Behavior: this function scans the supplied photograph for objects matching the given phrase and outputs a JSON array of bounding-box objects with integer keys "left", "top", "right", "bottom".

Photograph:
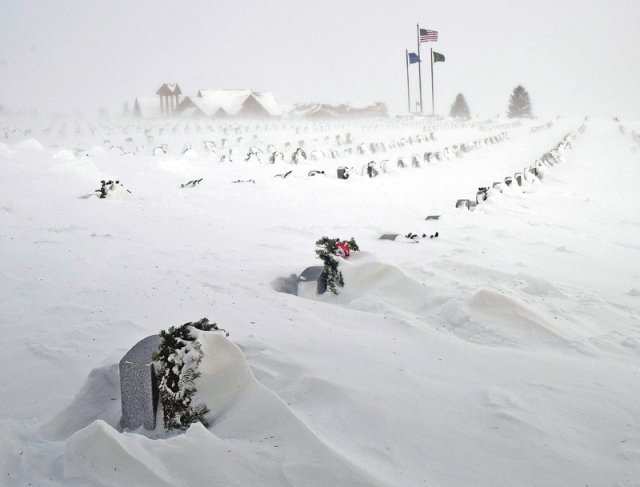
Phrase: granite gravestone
[{"left": 120, "top": 334, "right": 161, "bottom": 430}]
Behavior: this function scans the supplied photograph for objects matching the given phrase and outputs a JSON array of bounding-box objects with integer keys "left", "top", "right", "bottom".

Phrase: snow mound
[
  {"left": 463, "top": 289, "right": 567, "bottom": 347},
  {"left": 64, "top": 333, "right": 376, "bottom": 486},
  {"left": 40, "top": 364, "right": 121, "bottom": 441},
  {"left": 0, "top": 142, "right": 14, "bottom": 158},
  {"left": 14, "top": 138, "right": 45, "bottom": 152}
]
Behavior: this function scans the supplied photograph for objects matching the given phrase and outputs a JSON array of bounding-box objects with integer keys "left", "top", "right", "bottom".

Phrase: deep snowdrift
[{"left": 1, "top": 116, "right": 639, "bottom": 486}]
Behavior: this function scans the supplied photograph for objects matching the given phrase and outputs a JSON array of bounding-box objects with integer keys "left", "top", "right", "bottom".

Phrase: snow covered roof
[
  {"left": 290, "top": 102, "right": 387, "bottom": 118},
  {"left": 156, "top": 83, "right": 182, "bottom": 96},
  {"left": 252, "top": 92, "right": 282, "bottom": 117},
  {"left": 196, "top": 89, "right": 281, "bottom": 117},
  {"left": 133, "top": 97, "right": 162, "bottom": 118},
  {"left": 177, "top": 96, "right": 223, "bottom": 117}
]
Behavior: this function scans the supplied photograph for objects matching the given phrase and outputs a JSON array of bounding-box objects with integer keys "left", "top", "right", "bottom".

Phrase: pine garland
[
  {"left": 153, "top": 317, "right": 229, "bottom": 431},
  {"left": 315, "top": 237, "right": 359, "bottom": 294}
]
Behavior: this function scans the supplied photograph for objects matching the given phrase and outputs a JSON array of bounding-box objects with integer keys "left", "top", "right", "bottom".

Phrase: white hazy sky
[{"left": 1, "top": 0, "right": 639, "bottom": 119}]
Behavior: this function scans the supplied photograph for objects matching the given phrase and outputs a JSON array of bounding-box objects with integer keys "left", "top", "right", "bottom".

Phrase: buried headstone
[
  {"left": 380, "top": 233, "right": 400, "bottom": 240},
  {"left": 514, "top": 172, "right": 524, "bottom": 186},
  {"left": 298, "top": 266, "right": 327, "bottom": 295},
  {"left": 456, "top": 199, "right": 472, "bottom": 209},
  {"left": 119, "top": 334, "right": 161, "bottom": 430},
  {"left": 337, "top": 166, "right": 350, "bottom": 179},
  {"left": 476, "top": 187, "right": 489, "bottom": 203}
]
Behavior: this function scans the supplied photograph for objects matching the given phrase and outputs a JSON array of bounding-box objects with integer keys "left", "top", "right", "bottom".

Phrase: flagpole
[
  {"left": 405, "top": 49, "right": 411, "bottom": 113},
  {"left": 417, "top": 23, "right": 423, "bottom": 114},
  {"left": 430, "top": 47, "right": 435, "bottom": 116}
]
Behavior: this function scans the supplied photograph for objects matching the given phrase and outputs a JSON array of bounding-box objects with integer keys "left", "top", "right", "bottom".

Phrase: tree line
[{"left": 449, "top": 85, "right": 533, "bottom": 119}]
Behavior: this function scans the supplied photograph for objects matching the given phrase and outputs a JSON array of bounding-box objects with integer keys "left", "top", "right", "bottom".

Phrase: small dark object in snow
[
  {"left": 232, "top": 179, "right": 255, "bottom": 184},
  {"left": 476, "top": 187, "right": 489, "bottom": 203},
  {"left": 380, "top": 234, "right": 399, "bottom": 241},
  {"left": 367, "top": 162, "right": 379, "bottom": 178},
  {"left": 425, "top": 215, "right": 441, "bottom": 220},
  {"left": 274, "top": 170, "right": 292, "bottom": 178},
  {"left": 95, "top": 180, "right": 131, "bottom": 198},
  {"left": 514, "top": 173, "right": 524, "bottom": 186},
  {"left": 308, "top": 170, "right": 325, "bottom": 177},
  {"left": 337, "top": 167, "right": 350, "bottom": 179},
  {"left": 181, "top": 178, "right": 203, "bottom": 188}
]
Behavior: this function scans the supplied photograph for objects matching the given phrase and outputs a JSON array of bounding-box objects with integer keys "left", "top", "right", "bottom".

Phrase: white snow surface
[{"left": 1, "top": 116, "right": 639, "bottom": 486}]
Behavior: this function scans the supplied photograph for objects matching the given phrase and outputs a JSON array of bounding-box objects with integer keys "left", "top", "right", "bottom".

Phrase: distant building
[
  {"left": 132, "top": 85, "right": 281, "bottom": 119},
  {"left": 156, "top": 83, "right": 182, "bottom": 115},
  {"left": 177, "top": 90, "right": 281, "bottom": 118},
  {"left": 291, "top": 102, "right": 388, "bottom": 119}
]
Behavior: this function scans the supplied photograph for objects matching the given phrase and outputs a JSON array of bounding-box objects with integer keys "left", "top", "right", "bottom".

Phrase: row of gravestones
[
  {"left": 330, "top": 131, "right": 509, "bottom": 181},
  {"left": 395, "top": 132, "right": 508, "bottom": 170},
  {"left": 94, "top": 116, "right": 459, "bottom": 161},
  {"left": 530, "top": 121, "right": 554, "bottom": 133},
  {"left": 479, "top": 120, "right": 522, "bottom": 132},
  {"left": 455, "top": 124, "right": 587, "bottom": 210},
  {"left": 139, "top": 128, "right": 439, "bottom": 164}
]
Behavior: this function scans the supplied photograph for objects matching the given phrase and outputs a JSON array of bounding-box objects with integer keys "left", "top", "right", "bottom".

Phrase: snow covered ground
[{"left": 1, "top": 115, "right": 639, "bottom": 486}]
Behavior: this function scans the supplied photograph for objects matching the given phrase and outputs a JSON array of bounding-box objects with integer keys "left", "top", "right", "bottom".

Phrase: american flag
[{"left": 419, "top": 28, "right": 438, "bottom": 42}]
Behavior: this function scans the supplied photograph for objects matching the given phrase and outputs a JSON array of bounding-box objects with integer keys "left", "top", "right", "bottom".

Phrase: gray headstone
[
  {"left": 514, "top": 173, "right": 523, "bottom": 186},
  {"left": 299, "top": 266, "right": 327, "bottom": 295},
  {"left": 380, "top": 233, "right": 400, "bottom": 240},
  {"left": 425, "top": 215, "right": 441, "bottom": 220},
  {"left": 119, "top": 334, "right": 161, "bottom": 430},
  {"left": 455, "top": 199, "right": 471, "bottom": 209}
]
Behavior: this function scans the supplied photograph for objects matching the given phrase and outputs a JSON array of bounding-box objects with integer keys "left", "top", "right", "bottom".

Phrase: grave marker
[{"left": 119, "top": 334, "right": 161, "bottom": 430}]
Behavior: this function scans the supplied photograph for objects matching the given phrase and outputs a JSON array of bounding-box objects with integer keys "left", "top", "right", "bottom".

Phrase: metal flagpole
[
  {"left": 405, "top": 49, "right": 411, "bottom": 113},
  {"left": 430, "top": 48, "right": 435, "bottom": 116},
  {"left": 417, "top": 24, "right": 423, "bottom": 114}
]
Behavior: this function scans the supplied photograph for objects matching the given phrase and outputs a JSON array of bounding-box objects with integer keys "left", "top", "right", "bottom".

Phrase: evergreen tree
[
  {"left": 449, "top": 93, "right": 470, "bottom": 119},
  {"left": 508, "top": 85, "right": 533, "bottom": 118}
]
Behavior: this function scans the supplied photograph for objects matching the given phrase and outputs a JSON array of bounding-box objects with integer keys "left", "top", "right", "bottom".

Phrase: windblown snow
[{"left": 0, "top": 116, "right": 639, "bottom": 486}]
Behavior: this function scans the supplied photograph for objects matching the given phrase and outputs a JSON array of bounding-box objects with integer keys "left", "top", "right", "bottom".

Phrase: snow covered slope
[{"left": 0, "top": 116, "right": 639, "bottom": 486}]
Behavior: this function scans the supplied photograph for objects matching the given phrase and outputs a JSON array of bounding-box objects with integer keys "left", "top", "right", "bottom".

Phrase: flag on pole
[
  {"left": 432, "top": 51, "right": 445, "bottom": 63},
  {"left": 419, "top": 28, "right": 438, "bottom": 42},
  {"left": 408, "top": 52, "right": 421, "bottom": 64}
]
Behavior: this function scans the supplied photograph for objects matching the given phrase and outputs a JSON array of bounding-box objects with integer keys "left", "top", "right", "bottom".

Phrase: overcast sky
[{"left": 1, "top": 0, "right": 639, "bottom": 119}]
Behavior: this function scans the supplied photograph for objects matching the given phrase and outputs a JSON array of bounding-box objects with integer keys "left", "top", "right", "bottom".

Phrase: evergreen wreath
[
  {"left": 153, "top": 317, "right": 229, "bottom": 431},
  {"left": 315, "top": 237, "right": 359, "bottom": 294}
]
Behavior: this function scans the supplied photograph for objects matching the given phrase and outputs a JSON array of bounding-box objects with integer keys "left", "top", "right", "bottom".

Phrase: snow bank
[
  {"left": 14, "top": 137, "right": 45, "bottom": 151},
  {"left": 63, "top": 333, "right": 376, "bottom": 486}
]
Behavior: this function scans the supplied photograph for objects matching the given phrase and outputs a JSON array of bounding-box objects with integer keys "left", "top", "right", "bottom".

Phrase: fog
[{"left": 1, "top": 0, "right": 639, "bottom": 118}]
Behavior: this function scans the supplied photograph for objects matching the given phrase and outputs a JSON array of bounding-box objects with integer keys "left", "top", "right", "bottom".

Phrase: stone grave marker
[
  {"left": 298, "top": 266, "right": 327, "bottom": 295},
  {"left": 120, "top": 334, "right": 161, "bottom": 430}
]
